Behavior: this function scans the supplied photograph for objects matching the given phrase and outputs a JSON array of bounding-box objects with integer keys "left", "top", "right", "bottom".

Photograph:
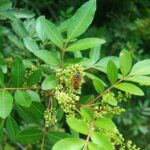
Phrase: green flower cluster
[
  {"left": 117, "top": 91, "right": 131, "bottom": 102},
  {"left": 44, "top": 108, "right": 57, "bottom": 127},
  {"left": 95, "top": 91, "right": 126, "bottom": 118},
  {"left": 55, "top": 91, "right": 79, "bottom": 115},
  {"left": 119, "top": 140, "right": 140, "bottom": 150},
  {"left": 125, "top": 140, "right": 140, "bottom": 150},
  {"left": 55, "top": 64, "right": 84, "bottom": 115},
  {"left": 102, "top": 91, "right": 131, "bottom": 106},
  {"left": 102, "top": 92, "right": 117, "bottom": 106},
  {"left": 100, "top": 128, "right": 140, "bottom": 150},
  {"left": 95, "top": 105, "right": 125, "bottom": 118},
  {"left": 6, "top": 57, "right": 13, "bottom": 68}
]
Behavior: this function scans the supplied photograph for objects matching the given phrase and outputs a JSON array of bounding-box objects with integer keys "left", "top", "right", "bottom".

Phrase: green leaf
[
  {"left": 0, "top": 68, "right": 4, "bottom": 87},
  {"left": 4, "top": 144, "right": 15, "bottom": 150},
  {"left": 95, "top": 56, "right": 119, "bottom": 73},
  {"left": 91, "top": 132, "right": 113, "bottom": 150},
  {"left": 9, "top": 8, "right": 35, "bottom": 19},
  {"left": 74, "top": 51, "right": 82, "bottom": 58},
  {"left": 36, "top": 16, "right": 48, "bottom": 43},
  {"left": 119, "top": 50, "right": 132, "bottom": 76},
  {"left": 24, "top": 18, "right": 36, "bottom": 37},
  {"left": 0, "top": 91, "right": 13, "bottom": 119},
  {"left": 6, "top": 115, "right": 19, "bottom": 142},
  {"left": 67, "top": 117, "right": 89, "bottom": 134},
  {"left": 7, "top": 33, "right": 25, "bottom": 50},
  {"left": 23, "top": 37, "right": 39, "bottom": 53},
  {"left": 23, "top": 60, "right": 34, "bottom": 68},
  {"left": 67, "top": 38, "right": 105, "bottom": 51},
  {"left": 103, "top": 95, "right": 117, "bottom": 107},
  {"left": 67, "top": 0, "right": 96, "bottom": 40},
  {"left": 36, "top": 16, "right": 64, "bottom": 48},
  {"left": 80, "top": 58, "right": 94, "bottom": 67},
  {"left": 0, "top": 11, "right": 15, "bottom": 20},
  {"left": 0, "top": 119, "right": 4, "bottom": 142},
  {"left": 16, "top": 102, "right": 44, "bottom": 124},
  {"left": 125, "top": 76, "right": 150, "bottom": 86},
  {"left": 14, "top": 90, "right": 32, "bottom": 108},
  {"left": 52, "top": 138, "right": 85, "bottom": 150},
  {"left": 46, "top": 131, "right": 72, "bottom": 146},
  {"left": 85, "top": 72, "right": 107, "bottom": 87},
  {"left": 42, "top": 74, "right": 57, "bottom": 90},
  {"left": 11, "top": 57, "right": 25, "bottom": 88},
  {"left": 95, "top": 117, "right": 116, "bottom": 131},
  {"left": 0, "top": 26, "right": 9, "bottom": 35},
  {"left": 26, "top": 90, "right": 40, "bottom": 102},
  {"left": 85, "top": 72, "right": 107, "bottom": 89},
  {"left": 80, "top": 95, "right": 95, "bottom": 104},
  {"left": 57, "top": 19, "right": 70, "bottom": 33},
  {"left": 129, "top": 60, "right": 150, "bottom": 76},
  {"left": 89, "top": 46, "right": 101, "bottom": 64},
  {"left": 88, "top": 142, "right": 103, "bottom": 150},
  {"left": 80, "top": 107, "right": 94, "bottom": 121},
  {"left": 0, "top": 53, "right": 7, "bottom": 73},
  {"left": 34, "top": 50, "right": 60, "bottom": 67},
  {"left": 56, "top": 106, "right": 64, "bottom": 121},
  {"left": 27, "top": 69, "right": 42, "bottom": 86},
  {"left": 11, "top": 19, "right": 28, "bottom": 38},
  {"left": 114, "top": 83, "right": 144, "bottom": 96},
  {"left": 93, "top": 78, "right": 104, "bottom": 93},
  {"left": 16, "top": 127, "right": 42, "bottom": 144},
  {"left": 0, "top": 0, "right": 12, "bottom": 10},
  {"left": 107, "top": 60, "right": 118, "bottom": 84},
  {"left": 64, "top": 58, "right": 83, "bottom": 67}
]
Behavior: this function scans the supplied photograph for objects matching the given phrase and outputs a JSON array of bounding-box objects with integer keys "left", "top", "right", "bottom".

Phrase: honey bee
[{"left": 72, "top": 72, "right": 81, "bottom": 90}]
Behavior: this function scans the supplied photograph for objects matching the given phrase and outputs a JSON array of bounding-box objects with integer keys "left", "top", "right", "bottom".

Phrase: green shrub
[{"left": 0, "top": 0, "right": 150, "bottom": 149}]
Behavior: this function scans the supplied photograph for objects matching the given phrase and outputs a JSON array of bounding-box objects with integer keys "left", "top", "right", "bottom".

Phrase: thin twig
[
  {"left": 41, "top": 126, "right": 47, "bottom": 150},
  {"left": 83, "top": 113, "right": 96, "bottom": 149},
  {"left": 41, "top": 97, "right": 52, "bottom": 150},
  {"left": 85, "top": 77, "right": 126, "bottom": 106},
  {"left": 0, "top": 87, "right": 39, "bottom": 91}
]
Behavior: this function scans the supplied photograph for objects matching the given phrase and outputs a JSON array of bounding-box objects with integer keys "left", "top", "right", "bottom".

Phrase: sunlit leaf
[
  {"left": 125, "top": 76, "right": 150, "bottom": 86},
  {"left": 89, "top": 46, "right": 101, "bottom": 64},
  {"left": 67, "top": 0, "right": 96, "bottom": 40},
  {"left": 0, "top": 91, "right": 13, "bottom": 119},
  {"left": 42, "top": 74, "right": 57, "bottom": 90},
  {"left": 80, "top": 107, "right": 94, "bottom": 121},
  {"left": 23, "top": 37, "right": 39, "bottom": 53},
  {"left": 67, "top": 38, "right": 105, "bottom": 51},
  {"left": 91, "top": 132, "right": 113, "bottom": 150},
  {"left": 14, "top": 90, "right": 32, "bottom": 108},
  {"left": 107, "top": 60, "right": 118, "bottom": 84},
  {"left": 119, "top": 50, "right": 132, "bottom": 76},
  {"left": 67, "top": 117, "right": 89, "bottom": 134},
  {"left": 129, "top": 60, "right": 150, "bottom": 76},
  {"left": 36, "top": 16, "right": 64, "bottom": 48},
  {"left": 114, "top": 83, "right": 144, "bottom": 96},
  {"left": 95, "top": 117, "right": 116, "bottom": 131},
  {"left": 52, "top": 138, "right": 85, "bottom": 150},
  {"left": 9, "top": 8, "right": 35, "bottom": 18},
  {"left": 34, "top": 50, "right": 60, "bottom": 67}
]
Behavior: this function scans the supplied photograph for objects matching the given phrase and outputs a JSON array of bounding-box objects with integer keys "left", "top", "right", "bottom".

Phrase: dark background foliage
[{"left": 4, "top": 0, "right": 150, "bottom": 149}]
